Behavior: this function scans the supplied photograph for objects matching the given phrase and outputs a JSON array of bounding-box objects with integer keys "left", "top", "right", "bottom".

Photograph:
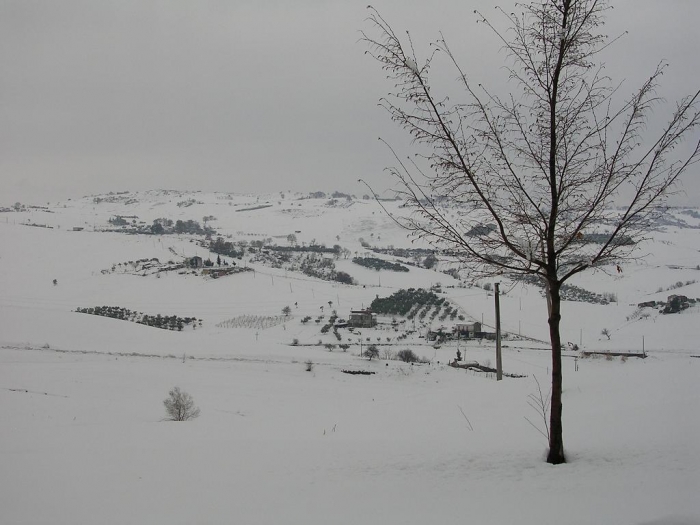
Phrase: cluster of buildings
[{"left": 345, "top": 309, "right": 491, "bottom": 340}]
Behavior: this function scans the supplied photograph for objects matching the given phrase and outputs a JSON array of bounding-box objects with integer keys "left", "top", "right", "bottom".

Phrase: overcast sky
[{"left": 2, "top": 0, "right": 699, "bottom": 205}]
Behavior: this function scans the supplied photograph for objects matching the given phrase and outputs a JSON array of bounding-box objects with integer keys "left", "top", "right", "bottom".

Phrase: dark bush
[
  {"left": 209, "top": 237, "right": 244, "bottom": 258},
  {"left": 397, "top": 349, "right": 418, "bottom": 363},
  {"left": 334, "top": 271, "right": 354, "bottom": 284},
  {"left": 352, "top": 257, "right": 409, "bottom": 272}
]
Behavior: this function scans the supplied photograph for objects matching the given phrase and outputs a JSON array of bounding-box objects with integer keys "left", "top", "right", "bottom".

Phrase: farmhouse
[
  {"left": 349, "top": 309, "right": 376, "bottom": 328},
  {"left": 453, "top": 322, "right": 482, "bottom": 339}
]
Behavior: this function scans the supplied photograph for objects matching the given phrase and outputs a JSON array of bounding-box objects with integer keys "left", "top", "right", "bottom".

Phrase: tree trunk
[{"left": 546, "top": 279, "right": 566, "bottom": 464}]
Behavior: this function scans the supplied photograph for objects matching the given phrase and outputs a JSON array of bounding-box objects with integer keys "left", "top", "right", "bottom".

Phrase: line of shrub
[
  {"left": 75, "top": 306, "right": 200, "bottom": 331},
  {"left": 352, "top": 257, "right": 409, "bottom": 272}
]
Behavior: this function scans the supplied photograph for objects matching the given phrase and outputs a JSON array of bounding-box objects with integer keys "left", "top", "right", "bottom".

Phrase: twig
[{"left": 457, "top": 405, "right": 474, "bottom": 431}]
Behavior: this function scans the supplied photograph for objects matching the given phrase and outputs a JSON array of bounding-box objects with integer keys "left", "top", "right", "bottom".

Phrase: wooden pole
[{"left": 495, "top": 282, "right": 503, "bottom": 381}]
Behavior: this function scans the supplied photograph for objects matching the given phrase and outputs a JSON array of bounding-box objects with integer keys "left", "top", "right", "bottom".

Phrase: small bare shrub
[
  {"left": 524, "top": 376, "right": 550, "bottom": 443},
  {"left": 163, "top": 387, "right": 200, "bottom": 421},
  {"left": 305, "top": 360, "right": 314, "bottom": 372}
]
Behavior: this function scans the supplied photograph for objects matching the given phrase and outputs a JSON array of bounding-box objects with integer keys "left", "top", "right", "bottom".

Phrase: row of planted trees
[{"left": 76, "top": 306, "right": 201, "bottom": 331}]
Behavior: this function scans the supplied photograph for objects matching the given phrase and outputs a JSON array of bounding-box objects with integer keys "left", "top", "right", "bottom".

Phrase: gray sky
[{"left": 2, "top": 0, "right": 699, "bottom": 205}]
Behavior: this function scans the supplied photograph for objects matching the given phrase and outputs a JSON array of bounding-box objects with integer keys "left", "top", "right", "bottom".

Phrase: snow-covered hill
[{"left": 1, "top": 190, "right": 698, "bottom": 524}]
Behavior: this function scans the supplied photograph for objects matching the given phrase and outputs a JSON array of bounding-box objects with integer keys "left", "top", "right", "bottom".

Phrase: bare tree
[
  {"left": 363, "top": 1, "right": 699, "bottom": 464},
  {"left": 365, "top": 345, "right": 380, "bottom": 360},
  {"left": 163, "top": 386, "right": 200, "bottom": 421}
]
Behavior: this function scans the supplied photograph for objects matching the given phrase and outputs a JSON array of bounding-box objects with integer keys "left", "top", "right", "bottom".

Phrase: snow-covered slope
[{"left": 1, "top": 190, "right": 698, "bottom": 524}]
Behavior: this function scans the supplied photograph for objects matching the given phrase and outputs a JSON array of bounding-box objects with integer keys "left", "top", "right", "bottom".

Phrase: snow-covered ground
[{"left": 1, "top": 191, "right": 698, "bottom": 524}]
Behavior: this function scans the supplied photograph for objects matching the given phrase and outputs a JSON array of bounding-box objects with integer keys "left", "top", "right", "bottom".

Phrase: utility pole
[{"left": 495, "top": 282, "right": 503, "bottom": 381}]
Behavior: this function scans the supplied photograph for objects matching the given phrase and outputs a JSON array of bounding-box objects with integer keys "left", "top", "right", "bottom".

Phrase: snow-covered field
[{"left": 1, "top": 191, "right": 698, "bottom": 524}]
